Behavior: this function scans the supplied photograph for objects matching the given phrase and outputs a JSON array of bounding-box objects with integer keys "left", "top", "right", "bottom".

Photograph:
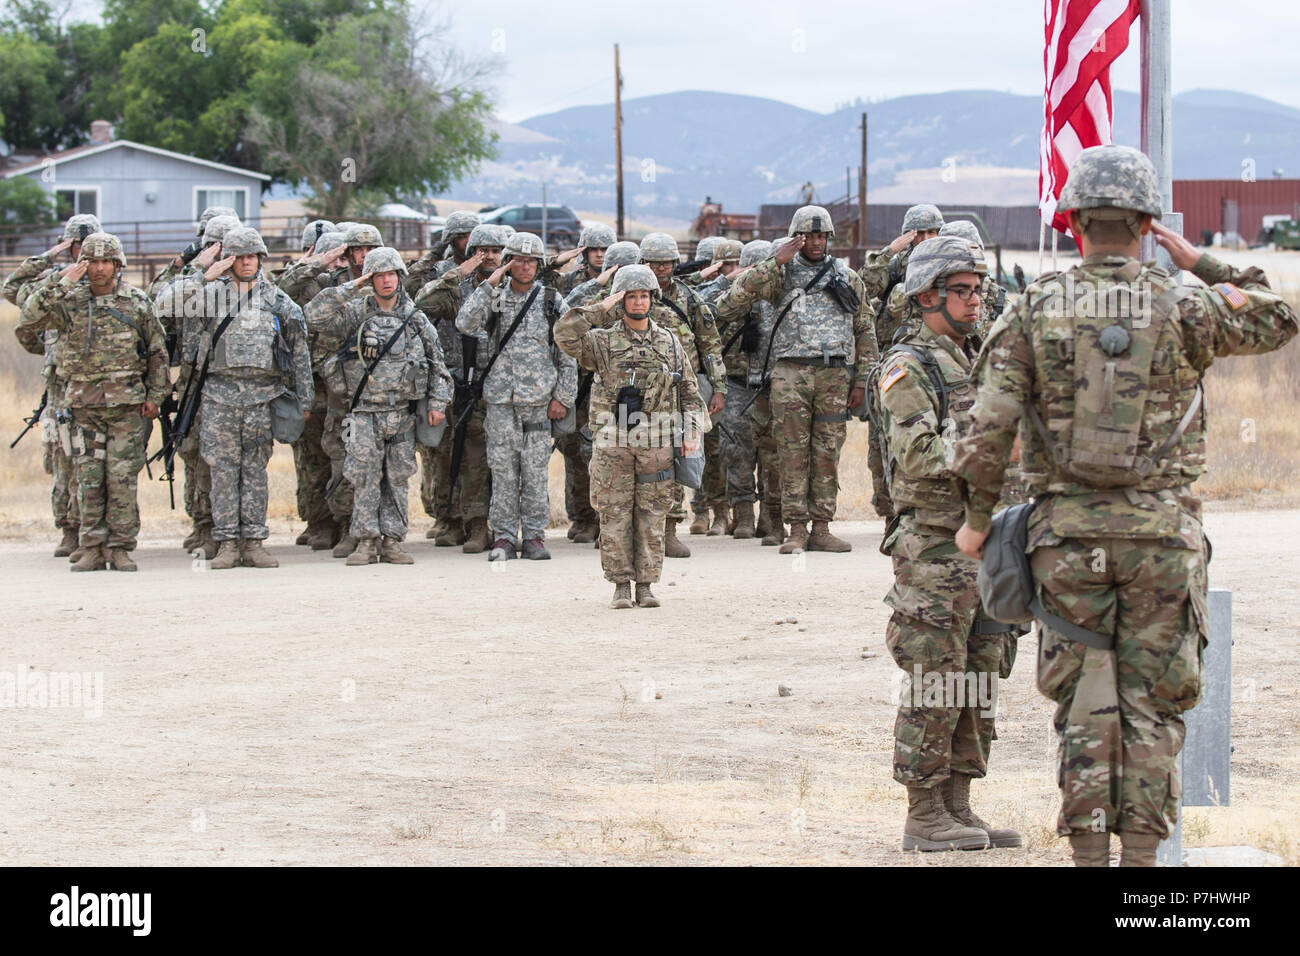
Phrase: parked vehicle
[{"left": 478, "top": 204, "right": 584, "bottom": 249}]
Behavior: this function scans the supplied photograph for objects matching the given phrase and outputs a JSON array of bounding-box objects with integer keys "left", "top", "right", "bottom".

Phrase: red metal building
[{"left": 1173, "top": 179, "right": 1300, "bottom": 245}]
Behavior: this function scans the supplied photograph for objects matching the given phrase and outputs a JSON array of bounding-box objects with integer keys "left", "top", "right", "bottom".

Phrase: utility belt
[
  {"left": 782, "top": 355, "right": 848, "bottom": 368},
  {"left": 727, "top": 374, "right": 751, "bottom": 388}
]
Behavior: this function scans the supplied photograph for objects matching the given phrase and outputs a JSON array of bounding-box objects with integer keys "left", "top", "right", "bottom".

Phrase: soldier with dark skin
[{"left": 953, "top": 145, "right": 1299, "bottom": 867}]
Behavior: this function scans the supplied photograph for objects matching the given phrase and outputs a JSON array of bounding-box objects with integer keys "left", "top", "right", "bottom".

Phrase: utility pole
[
  {"left": 1140, "top": 0, "right": 1174, "bottom": 264},
  {"left": 859, "top": 112, "right": 868, "bottom": 250},
  {"left": 614, "top": 43, "right": 625, "bottom": 240}
]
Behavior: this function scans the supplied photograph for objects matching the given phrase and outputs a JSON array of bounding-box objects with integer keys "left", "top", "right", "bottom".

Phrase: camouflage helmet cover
[
  {"left": 466, "top": 224, "right": 506, "bottom": 252},
  {"left": 362, "top": 246, "right": 407, "bottom": 276},
  {"left": 314, "top": 231, "right": 347, "bottom": 255},
  {"left": 222, "top": 227, "right": 269, "bottom": 258},
  {"left": 1056, "top": 144, "right": 1163, "bottom": 219},
  {"left": 611, "top": 264, "right": 659, "bottom": 296},
  {"left": 603, "top": 241, "right": 641, "bottom": 269},
  {"left": 442, "top": 210, "right": 481, "bottom": 239},
  {"left": 77, "top": 232, "right": 126, "bottom": 267},
  {"left": 904, "top": 236, "right": 987, "bottom": 297},
  {"left": 694, "top": 237, "right": 722, "bottom": 262},
  {"left": 202, "top": 214, "right": 241, "bottom": 247},
  {"left": 63, "top": 213, "right": 103, "bottom": 242},
  {"left": 343, "top": 223, "right": 383, "bottom": 249},
  {"left": 197, "top": 205, "right": 239, "bottom": 238},
  {"left": 301, "top": 219, "right": 336, "bottom": 250},
  {"left": 712, "top": 239, "right": 743, "bottom": 263},
  {"left": 902, "top": 204, "right": 944, "bottom": 233},
  {"left": 578, "top": 222, "right": 617, "bottom": 249},
  {"left": 739, "top": 239, "right": 773, "bottom": 268},
  {"left": 639, "top": 232, "right": 680, "bottom": 262},
  {"left": 503, "top": 232, "right": 545, "bottom": 260},
  {"left": 788, "top": 205, "right": 835, "bottom": 238},
  {"left": 938, "top": 220, "right": 984, "bottom": 249}
]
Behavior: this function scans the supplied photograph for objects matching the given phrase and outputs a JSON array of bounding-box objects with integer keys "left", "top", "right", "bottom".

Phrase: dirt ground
[{"left": 1, "top": 508, "right": 1297, "bottom": 867}]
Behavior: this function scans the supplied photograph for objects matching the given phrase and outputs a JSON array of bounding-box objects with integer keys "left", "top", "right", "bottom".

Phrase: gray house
[{"left": 3, "top": 121, "right": 269, "bottom": 255}]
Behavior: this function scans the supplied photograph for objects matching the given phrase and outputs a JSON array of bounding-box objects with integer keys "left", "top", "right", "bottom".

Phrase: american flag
[{"left": 1040, "top": 0, "right": 1140, "bottom": 234}]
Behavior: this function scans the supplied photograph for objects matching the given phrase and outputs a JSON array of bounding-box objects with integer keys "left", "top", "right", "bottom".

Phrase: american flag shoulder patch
[
  {"left": 1213, "top": 282, "right": 1249, "bottom": 311},
  {"left": 880, "top": 364, "right": 907, "bottom": 393}
]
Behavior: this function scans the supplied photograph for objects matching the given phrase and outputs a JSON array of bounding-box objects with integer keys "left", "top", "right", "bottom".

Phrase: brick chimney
[{"left": 89, "top": 120, "right": 114, "bottom": 145}]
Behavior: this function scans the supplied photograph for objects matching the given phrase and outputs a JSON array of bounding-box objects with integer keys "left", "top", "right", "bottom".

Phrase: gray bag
[
  {"left": 551, "top": 402, "right": 576, "bottom": 438},
  {"left": 695, "top": 371, "right": 714, "bottom": 409},
  {"left": 414, "top": 396, "right": 447, "bottom": 447},
  {"left": 270, "top": 391, "right": 305, "bottom": 444}
]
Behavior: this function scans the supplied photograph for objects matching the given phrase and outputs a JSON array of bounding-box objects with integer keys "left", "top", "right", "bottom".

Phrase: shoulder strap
[
  {"left": 757, "top": 258, "right": 836, "bottom": 385},
  {"left": 349, "top": 313, "right": 409, "bottom": 411},
  {"left": 480, "top": 285, "right": 542, "bottom": 384},
  {"left": 887, "top": 343, "right": 949, "bottom": 425}
]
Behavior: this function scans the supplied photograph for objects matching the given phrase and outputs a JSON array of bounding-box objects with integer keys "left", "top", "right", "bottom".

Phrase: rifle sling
[
  {"left": 348, "top": 314, "right": 411, "bottom": 413},
  {"left": 757, "top": 258, "right": 835, "bottom": 387}
]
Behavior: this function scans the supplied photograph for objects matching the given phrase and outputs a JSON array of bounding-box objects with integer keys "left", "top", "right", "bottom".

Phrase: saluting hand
[
  {"left": 204, "top": 256, "right": 236, "bottom": 282},
  {"left": 597, "top": 264, "right": 620, "bottom": 285},
  {"left": 1150, "top": 221, "right": 1201, "bottom": 272},
  {"left": 601, "top": 289, "right": 626, "bottom": 312},
  {"left": 888, "top": 231, "right": 917, "bottom": 255},
  {"left": 46, "top": 238, "right": 74, "bottom": 258},
  {"left": 557, "top": 245, "right": 586, "bottom": 266},
  {"left": 59, "top": 261, "right": 88, "bottom": 284},
  {"left": 775, "top": 235, "right": 804, "bottom": 265},
  {"left": 487, "top": 262, "right": 511, "bottom": 287},
  {"left": 193, "top": 242, "right": 223, "bottom": 269},
  {"left": 459, "top": 250, "right": 486, "bottom": 277}
]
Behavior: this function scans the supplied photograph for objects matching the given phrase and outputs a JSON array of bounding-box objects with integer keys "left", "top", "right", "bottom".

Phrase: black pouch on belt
[{"left": 616, "top": 384, "right": 644, "bottom": 422}]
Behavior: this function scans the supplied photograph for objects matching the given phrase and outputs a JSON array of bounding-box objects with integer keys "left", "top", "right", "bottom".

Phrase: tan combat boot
[
  {"left": 346, "top": 537, "right": 378, "bottom": 566},
  {"left": 308, "top": 519, "right": 338, "bottom": 551},
  {"left": 707, "top": 504, "right": 729, "bottom": 536},
  {"left": 611, "top": 582, "right": 634, "bottom": 609},
  {"left": 210, "top": 540, "right": 241, "bottom": 570},
  {"left": 240, "top": 539, "right": 279, "bottom": 569},
  {"left": 566, "top": 519, "right": 583, "bottom": 541},
  {"left": 902, "top": 784, "right": 989, "bottom": 852},
  {"left": 68, "top": 545, "right": 87, "bottom": 564},
  {"left": 635, "top": 583, "right": 660, "bottom": 608},
  {"left": 732, "top": 501, "right": 756, "bottom": 539},
  {"left": 332, "top": 534, "right": 359, "bottom": 559},
  {"left": 664, "top": 518, "right": 691, "bottom": 558},
  {"left": 1119, "top": 832, "right": 1160, "bottom": 867},
  {"left": 779, "top": 521, "right": 808, "bottom": 554},
  {"left": 106, "top": 548, "right": 138, "bottom": 572},
  {"left": 461, "top": 516, "right": 490, "bottom": 554},
  {"left": 380, "top": 536, "right": 414, "bottom": 565},
  {"left": 295, "top": 528, "right": 311, "bottom": 546},
  {"left": 54, "top": 527, "right": 79, "bottom": 558},
  {"left": 436, "top": 517, "right": 467, "bottom": 547},
  {"left": 807, "top": 520, "right": 851, "bottom": 552},
  {"left": 1069, "top": 831, "right": 1112, "bottom": 867},
  {"left": 182, "top": 521, "right": 202, "bottom": 552},
  {"left": 572, "top": 519, "right": 598, "bottom": 544},
  {"left": 755, "top": 501, "right": 772, "bottom": 539},
  {"left": 195, "top": 531, "right": 218, "bottom": 560},
  {"left": 70, "top": 546, "right": 106, "bottom": 573},
  {"left": 689, "top": 510, "right": 709, "bottom": 535},
  {"left": 945, "top": 773, "right": 1023, "bottom": 848}
]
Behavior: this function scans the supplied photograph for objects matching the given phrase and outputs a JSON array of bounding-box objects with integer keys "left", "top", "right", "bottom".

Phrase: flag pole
[{"left": 1140, "top": 0, "right": 1173, "bottom": 262}]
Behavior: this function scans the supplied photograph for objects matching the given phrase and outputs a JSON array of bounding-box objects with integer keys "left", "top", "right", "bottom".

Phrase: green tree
[{"left": 0, "top": 176, "right": 57, "bottom": 253}]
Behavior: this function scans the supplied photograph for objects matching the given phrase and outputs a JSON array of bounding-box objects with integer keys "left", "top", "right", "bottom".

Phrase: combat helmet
[
  {"left": 363, "top": 247, "right": 408, "bottom": 276},
  {"left": 639, "top": 233, "right": 680, "bottom": 262},
  {"left": 314, "top": 232, "right": 347, "bottom": 255},
  {"left": 604, "top": 241, "right": 641, "bottom": 269},
  {"left": 301, "top": 219, "right": 336, "bottom": 251},
  {"left": 788, "top": 205, "right": 835, "bottom": 238},
  {"left": 222, "top": 227, "right": 268, "bottom": 258},
  {"left": 466, "top": 224, "right": 506, "bottom": 252},
  {"left": 78, "top": 232, "right": 126, "bottom": 266},
  {"left": 611, "top": 264, "right": 660, "bottom": 296},
  {"left": 442, "top": 210, "right": 481, "bottom": 239},
  {"left": 694, "top": 237, "right": 722, "bottom": 262},
  {"left": 344, "top": 223, "right": 383, "bottom": 250},
  {"left": 578, "top": 223, "right": 617, "bottom": 248},
  {"left": 712, "top": 239, "right": 743, "bottom": 263},
  {"left": 63, "top": 214, "right": 103, "bottom": 242},
  {"left": 197, "top": 205, "right": 239, "bottom": 238},
  {"left": 502, "top": 232, "right": 545, "bottom": 261},
  {"left": 938, "top": 220, "right": 984, "bottom": 249},
  {"left": 902, "top": 204, "right": 944, "bottom": 233},
  {"left": 202, "top": 214, "right": 241, "bottom": 248},
  {"left": 904, "top": 236, "right": 987, "bottom": 298},
  {"left": 739, "top": 239, "right": 773, "bottom": 268},
  {"left": 1056, "top": 144, "right": 1163, "bottom": 219}
]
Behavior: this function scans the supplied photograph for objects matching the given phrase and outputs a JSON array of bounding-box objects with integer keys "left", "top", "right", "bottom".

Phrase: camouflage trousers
[
  {"left": 69, "top": 405, "right": 146, "bottom": 550},
  {"left": 1031, "top": 526, "right": 1209, "bottom": 838},
  {"left": 200, "top": 398, "right": 273, "bottom": 542},
  {"left": 752, "top": 392, "right": 780, "bottom": 516},
  {"left": 867, "top": 419, "right": 894, "bottom": 518},
  {"left": 44, "top": 433, "right": 80, "bottom": 532},
  {"left": 291, "top": 377, "right": 332, "bottom": 528},
  {"left": 344, "top": 408, "right": 418, "bottom": 541},
  {"left": 180, "top": 426, "right": 212, "bottom": 531},
  {"left": 719, "top": 380, "right": 759, "bottom": 505},
  {"left": 590, "top": 442, "right": 675, "bottom": 584},
  {"left": 556, "top": 399, "right": 596, "bottom": 525},
  {"left": 884, "top": 517, "right": 1003, "bottom": 787},
  {"left": 485, "top": 402, "right": 552, "bottom": 544},
  {"left": 691, "top": 427, "right": 726, "bottom": 516},
  {"left": 320, "top": 396, "right": 355, "bottom": 527},
  {"left": 418, "top": 401, "right": 489, "bottom": 522},
  {"left": 771, "top": 361, "right": 849, "bottom": 523}
]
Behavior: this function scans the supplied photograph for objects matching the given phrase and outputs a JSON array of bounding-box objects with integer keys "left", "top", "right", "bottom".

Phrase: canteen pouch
[{"left": 270, "top": 391, "right": 306, "bottom": 444}]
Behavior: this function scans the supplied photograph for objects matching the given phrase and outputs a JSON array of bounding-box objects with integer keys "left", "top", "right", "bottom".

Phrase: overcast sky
[{"left": 422, "top": 0, "right": 1300, "bottom": 122}]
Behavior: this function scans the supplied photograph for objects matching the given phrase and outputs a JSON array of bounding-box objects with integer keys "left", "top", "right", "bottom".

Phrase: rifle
[
  {"left": 156, "top": 392, "right": 179, "bottom": 508},
  {"left": 10, "top": 390, "right": 48, "bottom": 449},
  {"left": 447, "top": 335, "right": 479, "bottom": 493},
  {"left": 673, "top": 258, "right": 710, "bottom": 277}
]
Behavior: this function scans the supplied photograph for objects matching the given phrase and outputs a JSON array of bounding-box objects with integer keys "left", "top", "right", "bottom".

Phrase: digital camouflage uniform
[
  {"left": 456, "top": 275, "right": 577, "bottom": 548},
  {"left": 18, "top": 260, "right": 169, "bottom": 556},
  {"left": 954, "top": 249, "right": 1298, "bottom": 841},
  {"left": 554, "top": 302, "right": 704, "bottom": 586},
  {"left": 180, "top": 272, "right": 312, "bottom": 543}
]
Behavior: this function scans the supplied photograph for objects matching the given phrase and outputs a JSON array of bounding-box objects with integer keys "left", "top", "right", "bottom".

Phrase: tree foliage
[{"left": 0, "top": 174, "right": 57, "bottom": 251}]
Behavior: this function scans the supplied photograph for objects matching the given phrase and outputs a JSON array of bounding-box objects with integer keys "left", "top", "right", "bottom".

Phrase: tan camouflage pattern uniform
[
  {"left": 555, "top": 305, "right": 703, "bottom": 583},
  {"left": 954, "top": 251, "right": 1299, "bottom": 837},
  {"left": 546, "top": 258, "right": 603, "bottom": 530}
]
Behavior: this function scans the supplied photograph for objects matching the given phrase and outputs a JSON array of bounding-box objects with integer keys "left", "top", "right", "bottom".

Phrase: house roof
[{"left": 3, "top": 139, "right": 271, "bottom": 182}]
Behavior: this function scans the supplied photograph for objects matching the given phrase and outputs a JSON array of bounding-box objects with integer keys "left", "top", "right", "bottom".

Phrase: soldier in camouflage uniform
[
  {"left": 148, "top": 206, "right": 240, "bottom": 299},
  {"left": 555, "top": 265, "right": 706, "bottom": 608},
  {"left": 562, "top": 241, "right": 640, "bottom": 309},
  {"left": 456, "top": 232, "right": 577, "bottom": 561},
  {"left": 871, "top": 235, "right": 1022, "bottom": 852},
  {"left": 154, "top": 213, "right": 244, "bottom": 558},
  {"left": 543, "top": 221, "right": 617, "bottom": 298},
  {"left": 953, "top": 145, "right": 1299, "bottom": 866},
  {"left": 18, "top": 233, "right": 168, "bottom": 572},
  {"left": 314, "top": 248, "right": 452, "bottom": 565},
  {"left": 291, "top": 223, "right": 383, "bottom": 558},
  {"left": 178, "top": 227, "right": 313, "bottom": 569},
  {"left": 412, "top": 223, "right": 504, "bottom": 552},
  {"left": 715, "top": 206, "right": 877, "bottom": 553},
  {"left": 639, "top": 233, "right": 727, "bottom": 557},
  {"left": 404, "top": 210, "right": 480, "bottom": 301},
  {"left": 6, "top": 212, "right": 101, "bottom": 556}
]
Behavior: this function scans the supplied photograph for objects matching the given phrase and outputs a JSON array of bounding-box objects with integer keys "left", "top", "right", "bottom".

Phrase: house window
[
  {"left": 55, "top": 188, "right": 99, "bottom": 219},
  {"left": 194, "top": 187, "right": 248, "bottom": 223}
]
